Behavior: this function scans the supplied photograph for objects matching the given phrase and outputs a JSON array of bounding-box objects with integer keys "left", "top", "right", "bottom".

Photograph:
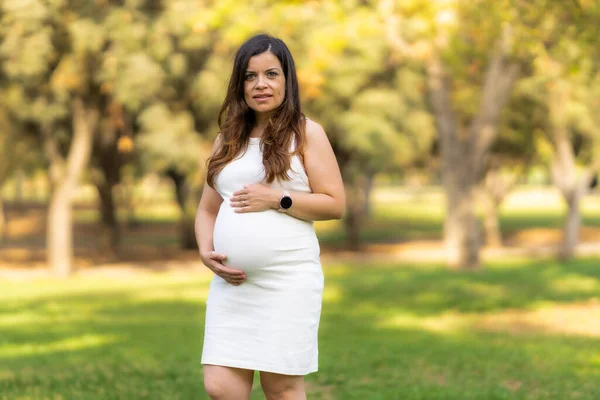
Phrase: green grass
[
  {"left": 2, "top": 259, "right": 600, "bottom": 399},
  {"left": 313, "top": 186, "right": 600, "bottom": 246}
]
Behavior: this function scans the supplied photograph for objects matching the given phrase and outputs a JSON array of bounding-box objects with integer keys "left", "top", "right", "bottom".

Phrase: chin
[{"left": 252, "top": 105, "right": 278, "bottom": 114}]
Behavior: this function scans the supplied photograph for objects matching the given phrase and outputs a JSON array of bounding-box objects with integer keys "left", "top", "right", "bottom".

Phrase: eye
[
  {"left": 245, "top": 73, "right": 256, "bottom": 81},
  {"left": 267, "top": 71, "right": 278, "bottom": 77}
]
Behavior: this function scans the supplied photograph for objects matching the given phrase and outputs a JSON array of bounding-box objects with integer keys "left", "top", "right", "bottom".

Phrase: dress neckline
[{"left": 248, "top": 137, "right": 260, "bottom": 145}]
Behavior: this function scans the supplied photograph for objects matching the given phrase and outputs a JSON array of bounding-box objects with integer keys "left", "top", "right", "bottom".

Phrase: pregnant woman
[{"left": 195, "top": 34, "right": 346, "bottom": 400}]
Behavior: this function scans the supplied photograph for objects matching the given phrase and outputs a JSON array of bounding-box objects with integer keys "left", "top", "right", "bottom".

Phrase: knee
[
  {"left": 261, "top": 375, "right": 305, "bottom": 400},
  {"left": 204, "top": 377, "right": 227, "bottom": 400},
  {"left": 203, "top": 366, "right": 253, "bottom": 400},
  {"left": 262, "top": 386, "right": 292, "bottom": 400},
  {"left": 204, "top": 379, "right": 225, "bottom": 400}
]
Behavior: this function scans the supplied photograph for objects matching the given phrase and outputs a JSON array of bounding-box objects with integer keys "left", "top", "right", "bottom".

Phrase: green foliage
[
  {"left": 0, "top": 0, "right": 55, "bottom": 81},
  {"left": 69, "top": 19, "right": 105, "bottom": 55},
  {"left": 136, "top": 103, "right": 204, "bottom": 178},
  {"left": 2, "top": 0, "right": 600, "bottom": 255},
  {"left": 115, "top": 54, "right": 165, "bottom": 112},
  {"left": 0, "top": 108, "right": 41, "bottom": 183},
  {"left": 0, "top": 0, "right": 596, "bottom": 169}
]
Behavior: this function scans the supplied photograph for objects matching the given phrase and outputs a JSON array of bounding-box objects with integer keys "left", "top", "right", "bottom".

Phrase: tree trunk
[
  {"left": 561, "top": 189, "right": 582, "bottom": 260},
  {"left": 92, "top": 117, "right": 124, "bottom": 256},
  {"left": 343, "top": 172, "right": 368, "bottom": 251},
  {"left": 427, "top": 27, "right": 519, "bottom": 269},
  {"left": 48, "top": 184, "right": 74, "bottom": 277},
  {"left": 344, "top": 206, "right": 362, "bottom": 251},
  {"left": 181, "top": 202, "right": 198, "bottom": 250},
  {"left": 332, "top": 142, "right": 366, "bottom": 251},
  {"left": 428, "top": 57, "right": 481, "bottom": 269},
  {"left": 45, "top": 97, "right": 98, "bottom": 277},
  {"left": 444, "top": 168, "right": 480, "bottom": 268},
  {"left": 0, "top": 196, "right": 5, "bottom": 241},
  {"left": 544, "top": 73, "right": 600, "bottom": 261},
  {"left": 121, "top": 175, "right": 140, "bottom": 229},
  {"left": 550, "top": 134, "right": 593, "bottom": 261},
  {"left": 479, "top": 166, "right": 521, "bottom": 248},
  {"left": 167, "top": 169, "right": 199, "bottom": 250},
  {"left": 482, "top": 193, "right": 502, "bottom": 248},
  {"left": 0, "top": 150, "right": 14, "bottom": 241},
  {"left": 548, "top": 83, "right": 582, "bottom": 261},
  {"left": 96, "top": 181, "right": 120, "bottom": 256},
  {"left": 361, "top": 171, "right": 376, "bottom": 218},
  {"left": 14, "top": 169, "right": 25, "bottom": 211}
]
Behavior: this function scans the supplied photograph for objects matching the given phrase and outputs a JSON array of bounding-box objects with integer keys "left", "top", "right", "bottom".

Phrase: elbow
[
  {"left": 318, "top": 194, "right": 345, "bottom": 220},
  {"left": 333, "top": 199, "right": 346, "bottom": 220}
]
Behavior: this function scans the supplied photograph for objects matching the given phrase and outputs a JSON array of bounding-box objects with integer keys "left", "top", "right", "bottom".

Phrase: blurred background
[{"left": 2, "top": 0, "right": 600, "bottom": 399}]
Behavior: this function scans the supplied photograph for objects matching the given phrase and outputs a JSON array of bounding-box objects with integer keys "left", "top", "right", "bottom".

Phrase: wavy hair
[{"left": 206, "top": 33, "right": 305, "bottom": 188}]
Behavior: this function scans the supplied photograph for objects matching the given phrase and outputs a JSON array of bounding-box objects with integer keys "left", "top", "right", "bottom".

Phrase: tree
[
  {"left": 0, "top": 1, "right": 163, "bottom": 275},
  {"left": 382, "top": 0, "right": 521, "bottom": 268},
  {"left": 477, "top": 94, "right": 538, "bottom": 248},
  {"left": 0, "top": 108, "right": 39, "bottom": 240},
  {"left": 136, "top": 104, "right": 210, "bottom": 249},
  {"left": 533, "top": 65, "right": 600, "bottom": 259},
  {"left": 517, "top": 0, "right": 600, "bottom": 259},
  {"left": 380, "top": 0, "right": 600, "bottom": 268},
  {"left": 1, "top": 0, "right": 91, "bottom": 276},
  {"left": 295, "top": 2, "right": 435, "bottom": 249}
]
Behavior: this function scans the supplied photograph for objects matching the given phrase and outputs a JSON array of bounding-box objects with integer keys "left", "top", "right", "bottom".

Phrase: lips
[{"left": 253, "top": 94, "right": 272, "bottom": 99}]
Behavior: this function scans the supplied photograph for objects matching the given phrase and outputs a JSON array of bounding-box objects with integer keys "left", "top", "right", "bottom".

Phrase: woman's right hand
[{"left": 201, "top": 250, "right": 246, "bottom": 286}]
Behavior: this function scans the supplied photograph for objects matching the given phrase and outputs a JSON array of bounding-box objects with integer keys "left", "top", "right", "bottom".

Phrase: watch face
[{"left": 280, "top": 196, "right": 292, "bottom": 209}]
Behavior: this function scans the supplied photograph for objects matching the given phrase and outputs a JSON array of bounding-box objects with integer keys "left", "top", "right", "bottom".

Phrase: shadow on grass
[
  {"left": 1, "top": 259, "right": 600, "bottom": 399},
  {"left": 316, "top": 258, "right": 600, "bottom": 399},
  {"left": 0, "top": 287, "right": 207, "bottom": 399},
  {"left": 322, "top": 257, "right": 600, "bottom": 317}
]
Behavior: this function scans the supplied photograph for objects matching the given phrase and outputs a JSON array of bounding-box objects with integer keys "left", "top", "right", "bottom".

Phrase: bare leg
[
  {"left": 260, "top": 371, "right": 306, "bottom": 400},
  {"left": 203, "top": 365, "right": 254, "bottom": 400}
]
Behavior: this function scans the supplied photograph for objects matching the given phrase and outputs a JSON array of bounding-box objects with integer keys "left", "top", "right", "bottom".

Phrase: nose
[{"left": 256, "top": 74, "right": 267, "bottom": 88}]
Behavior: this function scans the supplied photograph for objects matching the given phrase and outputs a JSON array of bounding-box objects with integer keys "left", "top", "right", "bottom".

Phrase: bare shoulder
[{"left": 304, "top": 118, "right": 329, "bottom": 145}]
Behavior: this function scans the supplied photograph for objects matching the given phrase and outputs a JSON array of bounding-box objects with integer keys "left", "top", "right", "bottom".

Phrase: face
[{"left": 243, "top": 51, "right": 286, "bottom": 119}]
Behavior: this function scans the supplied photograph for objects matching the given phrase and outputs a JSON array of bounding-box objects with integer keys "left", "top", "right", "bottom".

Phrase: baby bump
[{"left": 213, "top": 206, "right": 319, "bottom": 273}]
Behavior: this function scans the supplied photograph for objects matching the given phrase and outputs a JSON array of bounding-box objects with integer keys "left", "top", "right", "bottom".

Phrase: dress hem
[{"left": 201, "top": 358, "right": 318, "bottom": 376}]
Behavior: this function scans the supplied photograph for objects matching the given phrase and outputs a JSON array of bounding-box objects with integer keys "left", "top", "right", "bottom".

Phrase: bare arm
[
  {"left": 230, "top": 120, "right": 346, "bottom": 221},
  {"left": 280, "top": 120, "right": 345, "bottom": 221},
  {"left": 195, "top": 136, "right": 246, "bottom": 285},
  {"left": 194, "top": 183, "right": 223, "bottom": 256}
]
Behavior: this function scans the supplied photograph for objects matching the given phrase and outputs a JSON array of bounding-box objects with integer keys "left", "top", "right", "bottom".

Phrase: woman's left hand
[{"left": 230, "top": 184, "right": 279, "bottom": 213}]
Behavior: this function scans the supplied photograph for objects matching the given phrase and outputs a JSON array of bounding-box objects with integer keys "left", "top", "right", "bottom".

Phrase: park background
[{"left": 2, "top": 0, "right": 600, "bottom": 399}]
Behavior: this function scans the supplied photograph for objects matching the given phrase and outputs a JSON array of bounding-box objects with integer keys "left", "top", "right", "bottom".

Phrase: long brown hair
[{"left": 206, "top": 34, "right": 306, "bottom": 188}]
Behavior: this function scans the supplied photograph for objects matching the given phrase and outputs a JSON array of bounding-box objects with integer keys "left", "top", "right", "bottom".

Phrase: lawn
[
  {"left": 314, "top": 185, "right": 600, "bottom": 246},
  {"left": 2, "top": 258, "right": 600, "bottom": 399}
]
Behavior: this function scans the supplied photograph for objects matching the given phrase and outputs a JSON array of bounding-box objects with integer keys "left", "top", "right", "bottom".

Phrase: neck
[
  {"left": 250, "top": 123, "right": 266, "bottom": 139},
  {"left": 255, "top": 112, "right": 270, "bottom": 128}
]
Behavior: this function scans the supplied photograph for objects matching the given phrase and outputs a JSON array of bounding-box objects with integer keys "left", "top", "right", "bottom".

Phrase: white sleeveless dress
[{"left": 201, "top": 136, "right": 323, "bottom": 375}]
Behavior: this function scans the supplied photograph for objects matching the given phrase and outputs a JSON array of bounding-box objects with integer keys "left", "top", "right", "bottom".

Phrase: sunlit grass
[
  {"left": 2, "top": 258, "right": 600, "bottom": 399},
  {"left": 314, "top": 186, "right": 600, "bottom": 245},
  {"left": 0, "top": 334, "right": 120, "bottom": 358}
]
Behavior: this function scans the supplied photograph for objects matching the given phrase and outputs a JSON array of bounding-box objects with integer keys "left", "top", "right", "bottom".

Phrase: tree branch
[
  {"left": 471, "top": 25, "right": 521, "bottom": 173},
  {"left": 67, "top": 96, "right": 99, "bottom": 182},
  {"left": 427, "top": 56, "right": 459, "bottom": 146}
]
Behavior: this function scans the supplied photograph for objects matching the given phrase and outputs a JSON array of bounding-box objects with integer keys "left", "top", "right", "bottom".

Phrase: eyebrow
[{"left": 245, "top": 68, "right": 282, "bottom": 73}]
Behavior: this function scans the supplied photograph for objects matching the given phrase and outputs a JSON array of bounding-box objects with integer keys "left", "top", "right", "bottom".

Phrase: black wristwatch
[{"left": 278, "top": 190, "right": 292, "bottom": 212}]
